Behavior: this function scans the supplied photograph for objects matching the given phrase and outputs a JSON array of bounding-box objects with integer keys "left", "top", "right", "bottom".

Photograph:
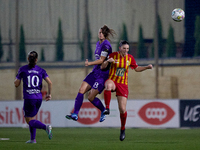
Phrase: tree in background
[
  {"left": 194, "top": 15, "right": 200, "bottom": 56},
  {"left": 137, "top": 24, "right": 146, "bottom": 58},
  {"left": 121, "top": 23, "right": 128, "bottom": 42},
  {"left": 151, "top": 15, "right": 164, "bottom": 58},
  {"left": 117, "top": 23, "right": 129, "bottom": 51},
  {"left": 19, "top": 25, "right": 26, "bottom": 62},
  {"left": 41, "top": 48, "right": 45, "bottom": 61},
  {"left": 79, "top": 27, "right": 92, "bottom": 61},
  {"left": 166, "top": 24, "right": 176, "bottom": 57},
  {"left": 0, "top": 28, "right": 3, "bottom": 61},
  {"left": 56, "top": 19, "right": 64, "bottom": 61}
]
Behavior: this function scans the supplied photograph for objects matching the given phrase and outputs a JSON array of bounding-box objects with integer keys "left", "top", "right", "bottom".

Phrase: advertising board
[{"left": 0, "top": 99, "right": 179, "bottom": 128}]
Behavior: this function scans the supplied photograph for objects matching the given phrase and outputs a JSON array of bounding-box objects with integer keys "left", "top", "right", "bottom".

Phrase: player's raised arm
[
  {"left": 134, "top": 64, "right": 153, "bottom": 72},
  {"left": 85, "top": 56, "right": 106, "bottom": 66}
]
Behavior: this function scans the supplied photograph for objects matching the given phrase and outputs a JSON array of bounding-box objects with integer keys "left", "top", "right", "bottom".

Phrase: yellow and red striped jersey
[{"left": 108, "top": 52, "right": 138, "bottom": 85}]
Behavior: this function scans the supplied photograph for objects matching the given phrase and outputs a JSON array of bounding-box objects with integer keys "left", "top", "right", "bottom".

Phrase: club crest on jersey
[
  {"left": 126, "top": 60, "right": 130, "bottom": 65},
  {"left": 115, "top": 59, "right": 119, "bottom": 63}
]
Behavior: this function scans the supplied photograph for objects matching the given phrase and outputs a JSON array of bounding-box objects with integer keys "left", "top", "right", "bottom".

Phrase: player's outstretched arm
[
  {"left": 134, "top": 64, "right": 153, "bottom": 72},
  {"left": 85, "top": 56, "right": 106, "bottom": 66}
]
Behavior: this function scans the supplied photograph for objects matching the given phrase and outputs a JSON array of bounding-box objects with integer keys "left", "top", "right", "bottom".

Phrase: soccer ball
[{"left": 171, "top": 8, "right": 185, "bottom": 22}]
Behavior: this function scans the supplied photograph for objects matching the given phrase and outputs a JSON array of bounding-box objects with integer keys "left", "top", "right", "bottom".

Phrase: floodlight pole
[
  {"left": 84, "top": 0, "right": 89, "bottom": 66},
  {"left": 84, "top": 0, "right": 89, "bottom": 98},
  {"left": 154, "top": 0, "right": 159, "bottom": 99},
  {"left": 15, "top": 0, "right": 21, "bottom": 100}
]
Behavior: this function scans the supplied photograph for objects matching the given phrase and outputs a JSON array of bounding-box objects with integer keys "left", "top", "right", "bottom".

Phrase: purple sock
[
  {"left": 29, "top": 126, "right": 36, "bottom": 140},
  {"left": 73, "top": 93, "right": 84, "bottom": 114},
  {"left": 91, "top": 97, "right": 105, "bottom": 112},
  {"left": 29, "top": 120, "right": 46, "bottom": 130}
]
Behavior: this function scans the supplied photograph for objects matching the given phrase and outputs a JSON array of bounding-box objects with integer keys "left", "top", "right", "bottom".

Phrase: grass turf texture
[{"left": 0, "top": 127, "right": 200, "bottom": 150}]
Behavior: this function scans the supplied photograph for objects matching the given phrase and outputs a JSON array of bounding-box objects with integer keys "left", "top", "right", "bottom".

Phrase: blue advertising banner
[{"left": 180, "top": 100, "right": 200, "bottom": 127}]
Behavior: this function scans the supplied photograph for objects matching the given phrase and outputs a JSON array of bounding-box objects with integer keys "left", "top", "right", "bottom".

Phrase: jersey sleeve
[
  {"left": 130, "top": 55, "right": 138, "bottom": 69},
  {"left": 16, "top": 67, "right": 23, "bottom": 80},
  {"left": 100, "top": 44, "right": 111, "bottom": 57},
  {"left": 42, "top": 69, "right": 49, "bottom": 79},
  {"left": 108, "top": 52, "right": 114, "bottom": 59}
]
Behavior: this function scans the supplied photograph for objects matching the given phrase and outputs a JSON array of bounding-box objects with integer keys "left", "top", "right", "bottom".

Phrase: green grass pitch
[{"left": 1, "top": 127, "right": 200, "bottom": 150}]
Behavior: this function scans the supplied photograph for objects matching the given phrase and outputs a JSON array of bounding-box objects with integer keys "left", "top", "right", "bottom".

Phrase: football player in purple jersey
[
  {"left": 14, "top": 51, "right": 52, "bottom": 143},
  {"left": 66, "top": 25, "right": 116, "bottom": 122}
]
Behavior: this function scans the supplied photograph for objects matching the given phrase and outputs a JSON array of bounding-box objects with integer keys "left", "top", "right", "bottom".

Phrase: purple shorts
[
  {"left": 83, "top": 72, "right": 107, "bottom": 94},
  {"left": 23, "top": 99, "right": 42, "bottom": 117}
]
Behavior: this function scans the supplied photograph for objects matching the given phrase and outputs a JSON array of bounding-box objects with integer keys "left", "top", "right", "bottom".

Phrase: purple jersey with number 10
[{"left": 16, "top": 65, "right": 48, "bottom": 100}]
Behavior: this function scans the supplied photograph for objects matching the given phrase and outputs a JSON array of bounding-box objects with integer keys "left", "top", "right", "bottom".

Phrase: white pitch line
[{"left": 0, "top": 138, "right": 10, "bottom": 140}]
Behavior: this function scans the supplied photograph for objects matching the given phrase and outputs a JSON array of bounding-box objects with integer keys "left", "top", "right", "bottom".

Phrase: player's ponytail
[
  {"left": 101, "top": 25, "right": 116, "bottom": 41},
  {"left": 28, "top": 51, "right": 38, "bottom": 68}
]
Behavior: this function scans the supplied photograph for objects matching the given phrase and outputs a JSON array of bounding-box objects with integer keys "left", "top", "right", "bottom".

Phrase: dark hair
[
  {"left": 119, "top": 40, "right": 129, "bottom": 47},
  {"left": 28, "top": 51, "right": 38, "bottom": 68},
  {"left": 101, "top": 25, "right": 116, "bottom": 41}
]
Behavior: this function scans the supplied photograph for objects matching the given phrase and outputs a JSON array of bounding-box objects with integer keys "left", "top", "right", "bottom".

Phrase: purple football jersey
[
  {"left": 16, "top": 65, "right": 48, "bottom": 100},
  {"left": 92, "top": 39, "right": 112, "bottom": 78}
]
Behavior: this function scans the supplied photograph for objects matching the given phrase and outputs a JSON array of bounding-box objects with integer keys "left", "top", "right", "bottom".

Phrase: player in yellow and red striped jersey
[
  {"left": 108, "top": 50, "right": 138, "bottom": 85},
  {"left": 101, "top": 40, "right": 153, "bottom": 141}
]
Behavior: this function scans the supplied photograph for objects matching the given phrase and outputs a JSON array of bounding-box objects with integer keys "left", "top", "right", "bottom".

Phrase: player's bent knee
[
  {"left": 78, "top": 88, "right": 86, "bottom": 94},
  {"left": 25, "top": 118, "right": 31, "bottom": 124},
  {"left": 105, "top": 83, "right": 114, "bottom": 90}
]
